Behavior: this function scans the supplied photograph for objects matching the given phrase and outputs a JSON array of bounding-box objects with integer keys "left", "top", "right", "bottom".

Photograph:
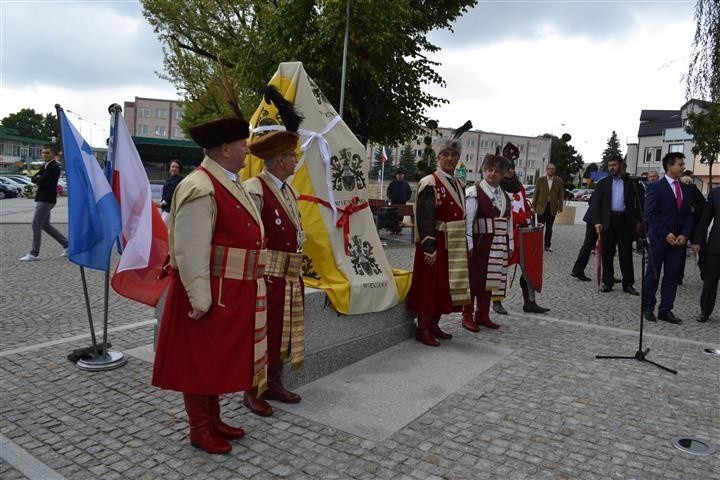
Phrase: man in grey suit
[
  {"left": 532, "top": 163, "right": 565, "bottom": 252},
  {"left": 692, "top": 186, "right": 720, "bottom": 323}
]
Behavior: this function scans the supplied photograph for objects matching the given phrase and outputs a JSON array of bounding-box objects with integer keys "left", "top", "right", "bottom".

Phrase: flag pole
[{"left": 57, "top": 104, "right": 100, "bottom": 357}]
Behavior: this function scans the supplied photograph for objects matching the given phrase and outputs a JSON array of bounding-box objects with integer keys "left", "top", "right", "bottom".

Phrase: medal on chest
[{"left": 275, "top": 209, "right": 282, "bottom": 226}]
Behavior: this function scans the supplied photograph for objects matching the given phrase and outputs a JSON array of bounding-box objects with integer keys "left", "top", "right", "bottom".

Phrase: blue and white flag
[{"left": 59, "top": 110, "right": 121, "bottom": 271}]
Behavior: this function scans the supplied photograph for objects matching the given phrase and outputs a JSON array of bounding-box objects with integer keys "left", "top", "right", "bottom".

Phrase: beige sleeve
[
  {"left": 243, "top": 177, "right": 264, "bottom": 213},
  {"left": 174, "top": 195, "right": 215, "bottom": 312}
]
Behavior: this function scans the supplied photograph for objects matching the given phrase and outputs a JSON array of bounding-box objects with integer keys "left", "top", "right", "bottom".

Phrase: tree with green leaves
[
  {"left": 1, "top": 109, "right": 57, "bottom": 141},
  {"left": 397, "top": 144, "right": 418, "bottom": 180},
  {"left": 543, "top": 133, "right": 584, "bottom": 188},
  {"left": 415, "top": 134, "right": 437, "bottom": 178},
  {"left": 141, "top": 0, "right": 477, "bottom": 146},
  {"left": 686, "top": 102, "right": 719, "bottom": 189},
  {"left": 600, "top": 130, "right": 623, "bottom": 171},
  {"left": 369, "top": 146, "right": 395, "bottom": 180}
]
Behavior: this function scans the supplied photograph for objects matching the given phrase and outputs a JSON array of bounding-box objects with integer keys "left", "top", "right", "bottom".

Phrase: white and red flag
[
  {"left": 380, "top": 146, "right": 388, "bottom": 163},
  {"left": 107, "top": 108, "right": 169, "bottom": 306}
]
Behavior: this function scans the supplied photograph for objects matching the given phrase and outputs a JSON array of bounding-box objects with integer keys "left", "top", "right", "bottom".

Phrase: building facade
[
  {"left": 367, "top": 128, "right": 551, "bottom": 185},
  {"left": 628, "top": 100, "right": 715, "bottom": 193},
  {"left": 0, "top": 126, "right": 48, "bottom": 173},
  {"left": 123, "top": 97, "right": 187, "bottom": 140}
]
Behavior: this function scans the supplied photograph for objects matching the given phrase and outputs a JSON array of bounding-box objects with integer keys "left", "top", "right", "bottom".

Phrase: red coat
[
  {"left": 152, "top": 169, "right": 263, "bottom": 395},
  {"left": 407, "top": 173, "right": 465, "bottom": 316},
  {"left": 257, "top": 177, "right": 304, "bottom": 364},
  {"left": 508, "top": 185, "right": 532, "bottom": 266},
  {"left": 468, "top": 186, "right": 511, "bottom": 297}
]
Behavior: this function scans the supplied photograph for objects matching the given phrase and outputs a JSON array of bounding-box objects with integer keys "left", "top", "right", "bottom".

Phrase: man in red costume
[
  {"left": 152, "top": 116, "right": 268, "bottom": 454},
  {"left": 462, "top": 154, "right": 513, "bottom": 330},
  {"left": 242, "top": 86, "right": 306, "bottom": 416},
  {"left": 407, "top": 121, "right": 473, "bottom": 346}
]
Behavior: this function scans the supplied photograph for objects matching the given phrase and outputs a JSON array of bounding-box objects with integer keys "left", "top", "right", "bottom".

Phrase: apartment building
[
  {"left": 123, "top": 97, "right": 187, "bottom": 140},
  {"left": 368, "top": 128, "right": 551, "bottom": 185}
]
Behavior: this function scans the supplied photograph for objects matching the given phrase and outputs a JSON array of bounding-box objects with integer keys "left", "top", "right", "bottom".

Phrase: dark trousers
[
  {"left": 700, "top": 251, "right": 720, "bottom": 316},
  {"left": 31, "top": 201, "right": 67, "bottom": 256},
  {"left": 572, "top": 223, "right": 598, "bottom": 275},
  {"left": 538, "top": 205, "right": 556, "bottom": 248},
  {"left": 601, "top": 214, "right": 634, "bottom": 288},
  {"left": 643, "top": 240, "right": 684, "bottom": 313}
]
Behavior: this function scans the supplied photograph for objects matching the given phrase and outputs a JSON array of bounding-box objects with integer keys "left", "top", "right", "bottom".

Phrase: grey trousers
[{"left": 31, "top": 202, "right": 67, "bottom": 256}]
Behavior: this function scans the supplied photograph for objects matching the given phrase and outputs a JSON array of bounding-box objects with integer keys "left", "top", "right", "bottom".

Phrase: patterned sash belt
[
  {"left": 265, "top": 250, "right": 305, "bottom": 369},
  {"left": 436, "top": 219, "right": 471, "bottom": 306},
  {"left": 210, "top": 245, "right": 268, "bottom": 393},
  {"left": 473, "top": 217, "right": 496, "bottom": 234},
  {"left": 485, "top": 218, "right": 509, "bottom": 298}
]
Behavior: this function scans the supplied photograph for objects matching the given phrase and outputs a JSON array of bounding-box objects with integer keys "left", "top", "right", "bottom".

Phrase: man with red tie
[{"left": 642, "top": 152, "right": 693, "bottom": 324}]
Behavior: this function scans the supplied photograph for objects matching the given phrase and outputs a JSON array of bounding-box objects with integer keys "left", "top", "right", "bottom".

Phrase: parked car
[
  {"left": 57, "top": 178, "right": 67, "bottom": 196},
  {"left": 524, "top": 185, "right": 536, "bottom": 198},
  {"left": 1, "top": 175, "right": 32, "bottom": 186},
  {"left": 0, "top": 183, "right": 19, "bottom": 199},
  {"left": 0, "top": 177, "right": 24, "bottom": 197}
]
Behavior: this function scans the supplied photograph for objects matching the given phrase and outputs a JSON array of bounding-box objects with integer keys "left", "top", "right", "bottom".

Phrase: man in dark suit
[
  {"left": 531, "top": 163, "right": 564, "bottom": 252},
  {"left": 570, "top": 189, "right": 598, "bottom": 281},
  {"left": 590, "top": 155, "right": 642, "bottom": 294},
  {"left": 691, "top": 186, "right": 719, "bottom": 323},
  {"left": 20, "top": 146, "right": 68, "bottom": 261},
  {"left": 642, "top": 152, "right": 693, "bottom": 324}
]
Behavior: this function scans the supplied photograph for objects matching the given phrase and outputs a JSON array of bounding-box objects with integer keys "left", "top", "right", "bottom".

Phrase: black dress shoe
[
  {"left": 658, "top": 311, "right": 682, "bottom": 324},
  {"left": 698, "top": 313, "right": 709, "bottom": 323},
  {"left": 544, "top": 247, "right": 553, "bottom": 252},
  {"left": 600, "top": 284, "right": 612, "bottom": 293},
  {"left": 571, "top": 272, "right": 592, "bottom": 282},
  {"left": 643, "top": 310, "right": 657, "bottom": 322},
  {"left": 623, "top": 286, "right": 639, "bottom": 296}
]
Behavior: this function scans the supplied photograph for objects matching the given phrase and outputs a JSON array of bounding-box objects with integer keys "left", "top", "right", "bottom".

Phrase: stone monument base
[{"left": 150, "top": 288, "right": 416, "bottom": 389}]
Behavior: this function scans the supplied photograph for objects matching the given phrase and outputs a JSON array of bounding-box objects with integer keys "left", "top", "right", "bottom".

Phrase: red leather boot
[
  {"left": 183, "top": 393, "right": 231, "bottom": 454},
  {"left": 415, "top": 315, "right": 440, "bottom": 346},
  {"left": 208, "top": 395, "right": 245, "bottom": 440},
  {"left": 461, "top": 302, "right": 480, "bottom": 332},
  {"left": 475, "top": 291, "right": 499, "bottom": 329},
  {"left": 263, "top": 362, "right": 301, "bottom": 403},
  {"left": 243, "top": 389, "right": 273, "bottom": 417},
  {"left": 430, "top": 315, "right": 452, "bottom": 339}
]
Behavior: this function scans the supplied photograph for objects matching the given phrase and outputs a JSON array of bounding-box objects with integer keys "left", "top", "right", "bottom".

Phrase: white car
[{"left": 0, "top": 177, "right": 24, "bottom": 197}]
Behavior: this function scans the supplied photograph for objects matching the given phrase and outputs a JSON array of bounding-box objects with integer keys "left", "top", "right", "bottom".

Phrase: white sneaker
[
  {"left": 61, "top": 248, "right": 68, "bottom": 257},
  {"left": 19, "top": 253, "right": 39, "bottom": 262}
]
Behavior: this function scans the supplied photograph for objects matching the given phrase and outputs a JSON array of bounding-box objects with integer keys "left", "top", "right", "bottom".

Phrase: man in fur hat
[
  {"left": 462, "top": 154, "right": 514, "bottom": 330},
  {"left": 406, "top": 122, "right": 472, "bottom": 346},
  {"left": 152, "top": 116, "right": 267, "bottom": 455},
  {"left": 242, "top": 86, "right": 306, "bottom": 416}
]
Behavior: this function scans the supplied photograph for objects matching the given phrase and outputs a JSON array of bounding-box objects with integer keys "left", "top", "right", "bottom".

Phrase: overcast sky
[{"left": 0, "top": 0, "right": 697, "bottom": 163}]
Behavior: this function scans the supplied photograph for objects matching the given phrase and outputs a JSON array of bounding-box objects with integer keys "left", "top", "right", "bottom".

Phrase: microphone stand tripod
[{"left": 595, "top": 180, "right": 677, "bottom": 374}]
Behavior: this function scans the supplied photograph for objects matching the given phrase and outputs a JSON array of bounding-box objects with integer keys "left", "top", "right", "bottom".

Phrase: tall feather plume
[
  {"left": 215, "top": 55, "right": 245, "bottom": 120},
  {"left": 259, "top": 85, "right": 304, "bottom": 132},
  {"left": 452, "top": 120, "right": 473, "bottom": 139}
]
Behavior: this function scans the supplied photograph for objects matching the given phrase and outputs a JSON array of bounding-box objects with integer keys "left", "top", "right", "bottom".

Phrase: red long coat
[
  {"left": 152, "top": 169, "right": 263, "bottom": 395},
  {"left": 407, "top": 173, "right": 465, "bottom": 316},
  {"left": 257, "top": 177, "right": 304, "bottom": 364}
]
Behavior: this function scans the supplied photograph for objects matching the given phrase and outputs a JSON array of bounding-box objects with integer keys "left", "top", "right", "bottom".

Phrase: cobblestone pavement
[{"left": 1, "top": 211, "right": 719, "bottom": 479}]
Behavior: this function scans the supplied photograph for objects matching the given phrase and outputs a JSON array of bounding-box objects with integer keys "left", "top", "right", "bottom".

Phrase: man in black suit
[
  {"left": 691, "top": 186, "right": 720, "bottom": 323},
  {"left": 20, "top": 146, "right": 68, "bottom": 262},
  {"left": 642, "top": 152, "right": 693, "bottom": 324},
  {"left": 590, "top": 155, "right": 642, "bottom": 294}
]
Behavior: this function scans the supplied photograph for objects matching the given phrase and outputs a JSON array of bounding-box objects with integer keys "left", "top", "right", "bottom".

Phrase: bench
[{"left": 368, "top": 199, "right": 415, "bottom": 242}]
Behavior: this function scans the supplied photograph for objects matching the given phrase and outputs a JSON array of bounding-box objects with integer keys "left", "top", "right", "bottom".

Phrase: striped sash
[
  {"left": 484, "top": 218, "right": 509, "bottom": 298},
  {"left": 437, "top": 219, "right": 471, "bottom": 306},
  {"left": 264, "top": 250, "right": 305, "bottom": 369},
  {"left": 210, "top": 245, "right": 268, "bottom": 394}
]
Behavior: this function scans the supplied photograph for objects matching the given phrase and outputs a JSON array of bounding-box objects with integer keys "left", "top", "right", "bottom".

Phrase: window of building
[
  {"left": 467, "top": 138, "right": 475, "bottom": 147},
  {"left": 529, "top": 144, "right": 537, "bottom": 154},
  {"left": 156, "top": 108, "right": 168, "bottom": 119},
  {"left": 669, "top": 144, "right": 683, "bottom": 153},
  {"left": 174, "top": 110, "right": 183, "bottom": 120},
  {"left": 138, "top": 124, "right": 149, "bottom": 135},
  {"left": 155, "top": 125, "right": 167, "bottom": 136},
  {"left": 173, "top": 127, "right": 184, "bottom": 138},
  {"left": 139, "top": 108, "right": 151, "bottom": 118},
  {"left": 519, "top": 144, "right": 524, "bottom": 152},
  {"left": 643, "top": 146, "right": 662, "bottom": 163}
]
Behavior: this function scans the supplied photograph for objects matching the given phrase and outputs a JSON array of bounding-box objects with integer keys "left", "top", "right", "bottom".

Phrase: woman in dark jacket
[{"left": 161, "top": 159, "right": 183, "bottom": 222}]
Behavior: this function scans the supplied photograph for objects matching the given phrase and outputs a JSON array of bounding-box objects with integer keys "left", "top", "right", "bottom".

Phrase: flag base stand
[{"left": 76, "top": 350, "right": 127, "bottom": 371}]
